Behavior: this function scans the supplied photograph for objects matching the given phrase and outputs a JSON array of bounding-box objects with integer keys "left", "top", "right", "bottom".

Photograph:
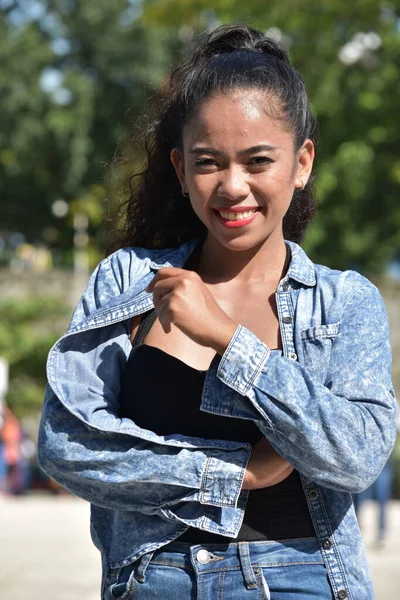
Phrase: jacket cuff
[
  {"left": 217, "top": 325, "right": 270, "bottom": 395},
  {"left": 199, "top": 446, "right": 251, "bottom": 508}
]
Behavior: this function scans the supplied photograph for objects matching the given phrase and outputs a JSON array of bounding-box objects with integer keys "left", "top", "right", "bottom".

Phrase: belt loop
[
  {"left": 135, "top": 551, "right": 154, "bottom": 583},
  {"left": 238, "top": 542, "right": 257, "bottom": 590}
]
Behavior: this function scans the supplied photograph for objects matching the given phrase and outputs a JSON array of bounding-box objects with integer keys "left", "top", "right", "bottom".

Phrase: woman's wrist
[
  {"left": 210, "top": 319, "right": 238, "bottom": 356},
  {"left": 242, "top": 463, "right": 294, "bottom": 490},
  {"left": 242, "top": 437, "right": 294, "bottom": 490}
]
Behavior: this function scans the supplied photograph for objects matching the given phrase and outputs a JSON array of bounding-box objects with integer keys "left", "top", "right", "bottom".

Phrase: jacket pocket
[{"left": 301, "top": 323, "right": 341, "bottom": 382}]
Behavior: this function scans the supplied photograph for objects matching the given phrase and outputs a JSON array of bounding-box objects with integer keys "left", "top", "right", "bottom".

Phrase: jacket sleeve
[
  {"left": 38, "top": 256, "right": 251, "bottom": 525},
  {"left": 201, "top": 282, "right": 397, "bottom": 493},
  {"left": 38, "top": 384, "right": 250, "bottom": 519}
]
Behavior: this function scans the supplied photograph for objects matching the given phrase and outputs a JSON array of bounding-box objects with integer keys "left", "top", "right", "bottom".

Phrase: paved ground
[{"left": 0, "top": 494, "right": 399, "bottom": 599}]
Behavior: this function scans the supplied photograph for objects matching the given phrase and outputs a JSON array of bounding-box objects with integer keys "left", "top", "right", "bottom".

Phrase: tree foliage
[{"left": 0, "top": 0, "right": 179, "bottom": 264}]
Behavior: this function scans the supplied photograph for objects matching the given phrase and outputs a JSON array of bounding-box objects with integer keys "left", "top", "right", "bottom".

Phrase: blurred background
[{"left": 0, "top": 1, "right": 399, "bottom": 599}]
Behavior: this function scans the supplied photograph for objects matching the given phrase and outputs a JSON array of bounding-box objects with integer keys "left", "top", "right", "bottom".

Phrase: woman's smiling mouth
[{"left": 213, "top": 206, "right": 261, "bottom": 227}]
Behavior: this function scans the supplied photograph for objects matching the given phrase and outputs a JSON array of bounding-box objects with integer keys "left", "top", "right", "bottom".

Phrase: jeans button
[
  {"left": 196, "top": 549, "right": 211, "bottom": 564},
  {"left": 337, "top": 590, "right": 348, "bottom": 599},
  {"left": 288, "top": 352, "right": 297, "bottom": 360},
  {"left": 322, "top": 538, "right": 333, "bottom": 550}
]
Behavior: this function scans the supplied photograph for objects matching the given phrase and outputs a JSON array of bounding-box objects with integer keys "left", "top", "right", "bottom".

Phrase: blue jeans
[{"left": 104, "top": 538, "right": 334, "bottom": 600}]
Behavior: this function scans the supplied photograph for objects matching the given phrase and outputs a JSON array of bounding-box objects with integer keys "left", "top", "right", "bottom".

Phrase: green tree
[{"left": 0, "top": 0, "right": 179, "bottom": 265}]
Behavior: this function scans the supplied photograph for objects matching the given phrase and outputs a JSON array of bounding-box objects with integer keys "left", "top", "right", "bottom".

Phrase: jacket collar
[
  {"left": 69, "top": 238, "right": 316, "bottom": 335},
  {"left": 285, "top": 240, "right": 316, "bottom": 287},
  {"left": 149, "top": 238, "right": 201, "bottom": 270}
]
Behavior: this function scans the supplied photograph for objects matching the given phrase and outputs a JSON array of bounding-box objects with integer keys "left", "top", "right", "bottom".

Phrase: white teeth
[{"left": 219, "top": 209, "right": 257, "bottom": 220}]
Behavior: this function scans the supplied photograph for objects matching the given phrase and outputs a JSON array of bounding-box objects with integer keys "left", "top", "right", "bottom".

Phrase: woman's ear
[
  {"left": 170, "top": 148, "right": 187, "bottom": 193},
  {"left": 294, "top": 139, "right": 315, "bottom": 189}
]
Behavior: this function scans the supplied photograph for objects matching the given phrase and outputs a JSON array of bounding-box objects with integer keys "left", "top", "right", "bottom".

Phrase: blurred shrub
[{"left": 0, "top": 296, "right": 69, "bottom": 418}]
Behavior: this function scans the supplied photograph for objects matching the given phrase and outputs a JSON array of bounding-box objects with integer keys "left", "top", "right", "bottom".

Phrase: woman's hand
[
  {"left": 146, "top": 267, "right": 238, "bottom": 354},
  {"left": 242, "top": 437, "right": 294, "bottom": 490}
]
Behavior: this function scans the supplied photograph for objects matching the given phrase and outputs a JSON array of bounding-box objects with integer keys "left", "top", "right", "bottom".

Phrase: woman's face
[{"left": 171, "top": 89, "right": 314, "bottom": 252}]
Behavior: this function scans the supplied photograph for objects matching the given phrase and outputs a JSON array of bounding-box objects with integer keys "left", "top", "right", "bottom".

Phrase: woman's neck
[{"left": 189, "top": 234, "right": 289, "bottom": 287}]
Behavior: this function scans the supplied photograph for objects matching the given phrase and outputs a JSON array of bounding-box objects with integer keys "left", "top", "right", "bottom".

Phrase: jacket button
[
  {"left": 337, "top": 590, "right": 348, "bottom": 599},
  {"left": 288, "top": 352, "right": 297, "bottom": 360},
  {"left": 309, "top": 488, "right": 318, "bottom": 500},
  {"left": 282, "top": 282, "right": 290, "bottom": 291},
  {"left": 282, "top": 316, "right": 292, "bottom": 324},
  {"left": 196, "top": 549, "right": 211, "bottom": 564},
  {"left": 322, "top": 538, "right": 332, "bottom": 550}
]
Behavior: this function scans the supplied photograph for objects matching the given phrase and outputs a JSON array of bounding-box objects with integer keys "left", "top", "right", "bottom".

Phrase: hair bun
[
  {"left": 254, "top": 39, "right": 289, "bottom": 63},
  {"left": 201, "top": 24, "right": 289, "bottom": 64}
]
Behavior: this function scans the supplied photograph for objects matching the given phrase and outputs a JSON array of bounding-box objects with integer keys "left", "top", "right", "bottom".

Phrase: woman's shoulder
[
  {"left": 105, "top": 239, "right": 199, "bottom": 289},
  {"left": 289, "top": 241, "right": 376, "bottom": 296},
  {"left": 68, "top": 240, "right": 199, "bottom": 329},
  {"left": 289, "top": 242, "right": 384, "bottom": 317},
  {"left": 105, "top": 245, "right": 175, "bottom": 282},
  {"left": 314, "top": 261, "right": 379, "bottom": 297},
  {"left": 310, "top": 261, "right": 386, "bottom": 323},
  {"left": 313, "top": 261, "right": 371, "bottom": 288}
]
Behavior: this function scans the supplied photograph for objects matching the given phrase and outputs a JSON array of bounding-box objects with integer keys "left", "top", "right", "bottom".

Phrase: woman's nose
[{"left": 217, "top": 165, "right": 250, "bottom": 200}]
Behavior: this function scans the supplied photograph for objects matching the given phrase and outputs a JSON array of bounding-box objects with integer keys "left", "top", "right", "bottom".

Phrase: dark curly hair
[{"left": 107, "top": 24, "right": 317, "bottom": 254}]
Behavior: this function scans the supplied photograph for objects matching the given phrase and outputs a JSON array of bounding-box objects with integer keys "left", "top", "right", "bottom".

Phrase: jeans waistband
[{"left": 138, "top": 537, "right": 322, "bottom": 580}]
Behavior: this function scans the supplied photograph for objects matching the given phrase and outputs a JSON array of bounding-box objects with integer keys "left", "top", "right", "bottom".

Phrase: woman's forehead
[{"left": 183, "top": 90, "right": 293, "bottom": 149}]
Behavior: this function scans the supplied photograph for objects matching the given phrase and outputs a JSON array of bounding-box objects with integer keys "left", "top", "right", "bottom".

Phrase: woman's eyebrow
[
  {"left": 188, "top": 144, "right": 278, "bottom": 156},
  {"left": 238, "top": 144, "right": 278, "bottom": 155},
  {"left": 188, "top": 147, "right": 218, "bottom": 155}
]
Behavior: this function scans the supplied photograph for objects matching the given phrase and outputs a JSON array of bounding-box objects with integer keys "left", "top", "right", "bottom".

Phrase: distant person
[
  {"left": 38, "top": 24, "right": 397, "bottom": 600},
  {"left": 0, "top": 425, "right": 5, "bottom": 493},
  {"left": 353, "top": 457, "right": 394, "bottom": 547},
  {"left": 2, "top": 405, "right": 22, "bottom": 494},
  {"left": 18, "top": 430, "right": 36, "bottom": 494}
]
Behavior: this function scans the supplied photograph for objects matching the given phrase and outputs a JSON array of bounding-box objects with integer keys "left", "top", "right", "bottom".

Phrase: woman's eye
[
  {"left": 249, "top": 156, "right": 273, "bottom": 166},
  {"left": 193, "top": 158, "right": 217, "bottom": 168}
]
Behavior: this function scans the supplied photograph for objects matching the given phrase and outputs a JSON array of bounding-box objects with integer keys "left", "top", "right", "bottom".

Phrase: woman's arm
[
  {"left": 39, "top": 378, "right": 292, "bottom": 506},
  {"left": 202, "top": 281, "right": 397, "bottom": 493},
  {"left": 38, "top": 380, "right": 252, "bottom": 515},
  {"left": 242, "top": 437, "right": 294, "bottom": 489}
]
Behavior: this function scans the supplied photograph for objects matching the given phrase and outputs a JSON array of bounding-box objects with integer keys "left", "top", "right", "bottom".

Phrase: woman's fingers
[
  {"left": 146, "top": 268, "right": 192, "bottom": 292},
  {"left": 156, "top": 292, "right": 174, "bottom": 333}
]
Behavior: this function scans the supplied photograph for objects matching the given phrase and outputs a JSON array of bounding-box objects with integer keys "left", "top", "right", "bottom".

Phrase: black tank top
[{"left": 118, "top": 308, "right": 315, "bottom": 542}]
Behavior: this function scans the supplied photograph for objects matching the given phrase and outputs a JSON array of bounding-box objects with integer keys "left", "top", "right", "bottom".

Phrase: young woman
[{"left": 38, "top": 24, "right": 397, "bottom": 600}]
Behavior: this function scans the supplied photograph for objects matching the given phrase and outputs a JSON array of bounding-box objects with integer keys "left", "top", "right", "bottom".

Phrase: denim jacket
[{"left": 38, "top": 238, "right": 397, "bottom": 600}]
